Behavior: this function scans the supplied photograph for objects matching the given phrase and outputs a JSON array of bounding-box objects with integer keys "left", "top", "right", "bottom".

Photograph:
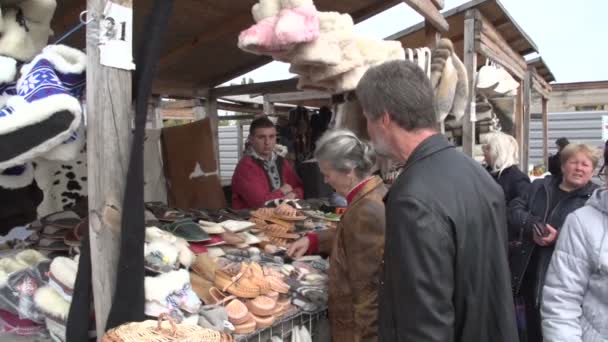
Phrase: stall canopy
[{"left": 53, "top": 0, "right": 406, "bottom": 97}]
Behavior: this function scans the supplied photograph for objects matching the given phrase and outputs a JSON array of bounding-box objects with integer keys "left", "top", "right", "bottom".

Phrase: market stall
[{"left": 0, "top": 0, "right": 451, "bottom": 341}]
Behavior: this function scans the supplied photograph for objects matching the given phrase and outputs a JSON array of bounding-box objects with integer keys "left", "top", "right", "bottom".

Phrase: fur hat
[{"left": 0, "top": 0, "right": 57, "bottom": 62}]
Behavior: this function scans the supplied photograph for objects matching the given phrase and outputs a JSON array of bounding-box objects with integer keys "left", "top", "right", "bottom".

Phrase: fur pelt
[
  {"left": 239, "top": 0, "right": 285, "bottom": 55},
  {"left": 356, "top": 38, "right": 405, "bottom": 66},
  {"left": 334, "top": 99, "right": 368, "bottom": 140},
  {"left": 430, "top": 38, "right": 454, "bottom": 89},
  {"left": 144, "top": 269, "right": 190, "bottom": 303},
  {"left": 308, "top": 39, "right": 363, "bottom": 82},
  {"left": 252, "top": 0, "right": 281, "bottom": 22},
  {"left": 434, "top": 56, "right": 458, "bottom": 122},
  {"left": 450, "top": 52, "right": 468, "bottom": 121},
  {"left": 145, "top": 227, "right": 194, "bottom": 268},
  {"left": 34, "top": 286, "right": 70, "bottom": 322},
  {"left": 0, "top": 1, "right": 56, "bottom": 62},
  {"left": 329, "top": 65, "right": 368, "bottom": 94},
  {"left": 274, "top": 2, "right": 319, "bottom": 46}
]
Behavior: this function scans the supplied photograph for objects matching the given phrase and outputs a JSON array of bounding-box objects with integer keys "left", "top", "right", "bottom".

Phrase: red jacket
[{"left": 231, "top": 155, "right": 304, "bottom": 209}]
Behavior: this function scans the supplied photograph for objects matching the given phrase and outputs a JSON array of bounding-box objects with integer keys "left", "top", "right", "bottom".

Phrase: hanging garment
[
  {"left": 161, "top": 118, "right": 226, "bottom": 210},
  {"left": 143, "top": 129, "right": 167, "bottom": 203}
]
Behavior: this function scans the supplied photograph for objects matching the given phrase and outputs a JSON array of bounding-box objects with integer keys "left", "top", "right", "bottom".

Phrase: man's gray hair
[
  {"left": 356, "top": 60, "right": 436, "bottom": 131},
  {"left": 314, "top": 129, "right": 376, "bottom": 178}
]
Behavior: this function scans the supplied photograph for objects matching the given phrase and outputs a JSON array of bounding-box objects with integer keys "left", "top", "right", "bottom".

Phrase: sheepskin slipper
[
  {"left": 145, "top": 269, "right": 201, "bottom": 315},
  {"left": 274, "top": 0, "right": 320, "bottom": 46},
  {"left": 144, "top": 240, "right": 179, "bottom": 273},
  {"left": 48, "top": 256, "right": 77, "bottom": 302},
  {"left": 34, "top": 286, "right": 70, "bottom": 323}
]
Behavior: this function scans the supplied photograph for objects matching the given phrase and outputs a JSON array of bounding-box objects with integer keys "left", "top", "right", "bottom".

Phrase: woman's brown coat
[{"left": 318, "top": 176, "right": 386, "bottom": 341}]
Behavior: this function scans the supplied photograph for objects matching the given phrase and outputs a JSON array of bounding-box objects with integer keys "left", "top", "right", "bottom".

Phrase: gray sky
[{"left": 228, "top": 0, "right": 608, "bottom": 85}]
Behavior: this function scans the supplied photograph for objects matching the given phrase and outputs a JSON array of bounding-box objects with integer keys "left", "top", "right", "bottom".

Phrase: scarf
[{"left": 247, "top": 148, "right": 281, "bottom": 190}]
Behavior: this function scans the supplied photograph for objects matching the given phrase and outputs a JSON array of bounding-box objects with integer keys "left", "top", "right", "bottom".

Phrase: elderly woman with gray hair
[{"left": 287, "top": 129, "right": 386, "bottom": 342}]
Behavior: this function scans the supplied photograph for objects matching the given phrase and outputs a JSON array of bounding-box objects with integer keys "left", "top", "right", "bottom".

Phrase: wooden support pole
[
  {"left": 205, "top": 96, "right": 220, "bottom": 175},
  {"left": 522, "top": 71, "right": 532, "bottom": 172},
  {"left": 237, "top": 122, "right": 244, "bottom": 160},
  {"left": 462, "top": 9, "right": 479, "bottom": 156},
  {"left": 515, "top": 80, "right": 524, "bottom": 166},
  {"left": 86, "top": 0, "right": 133, "bottom": 338},
  {"left": 542, "top": 98, "right": 549, "bottom": 167},
  {"left": 263, "top": 99, "right": 275, "bottom": 115},
  {"left": 403, "top": 0, "right": 449, "bottom": 33}
]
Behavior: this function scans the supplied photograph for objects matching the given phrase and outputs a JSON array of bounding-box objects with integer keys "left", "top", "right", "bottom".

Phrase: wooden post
[
  {"left": 206, "top": 96, "right": 220, "bottom": 175},
  {"left": 542, "top": 98, "right": 549, "bottom": 167},
  {"left": 237, "top": 122, "right": 244, "bottom": 160},
  {"left": 263, "top": 99, "right": 275, "bottom": 115},
  {"left": 462, "top": 10, "right": 479, "bottom": 156},
  {"left": 86, "top": 0, "right": 133, "bottom": 338},
  {"left": 193, "top": 105, "right": 205, "bottom": 120},
  {"left": 521, "top": 71, "right": 532, "bottom": 172},
  {"left": 515, "top": 80, "right": 524, "bottom": 167}
]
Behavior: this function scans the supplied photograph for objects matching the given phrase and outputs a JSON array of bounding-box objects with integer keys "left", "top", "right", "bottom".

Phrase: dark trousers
[{"left": 519, "top": 258, "right": 543, "bottom": 342}]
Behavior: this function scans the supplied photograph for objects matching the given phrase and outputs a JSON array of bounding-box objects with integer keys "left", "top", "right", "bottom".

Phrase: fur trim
[
  {"left": 15, "top": 249, "right": 48, "bottom": 266},
  {"left": 41, "top": 120, "right": 85, "bottom": 162},
  {"left": 34, "top": 286, "right": 70, "bottom": 322},
  {"left": 280, "top": 0, "right": 314, "bottom": 8},
  {"left": 0, "top": 56, "right": 17, "bottom": 83},
  {"left": 0, "top": 162, "right": 34, "bottom": 189},
  {"left": 253, "top": 0, "right": 281, "bottom": 21},
  {"left": 49, "top": 256, "right": 77, "bottom": 290},
  {"left": 0, "top": 8, "right": 53, "bottom": 62},
  {"left": 274, "top": 5, "right": 319, "bottom": 46},
  {"left": 144, "top": 269, "right": 190, "bottom": 302},
  {"left": 435, "top": 56, "right": 458, "bottom": 122},
  {"left": 19, "top": 44, "right": 86, "bottom": 76},
  {"left": 145, "top": 240, "right": 179, "bottom": 265},
  {"left": 450, "top": 52, "right": 468, "bottom": 121},
  {"left": 0, "top": 93, "right": 82, "bottom": 169}
]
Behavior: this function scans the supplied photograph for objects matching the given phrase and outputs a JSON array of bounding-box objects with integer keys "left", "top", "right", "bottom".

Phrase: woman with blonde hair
[
  {"left": 482, "top": 131, "right": 530, "bottom": 203},
  {"left": 508, "top": 143, "right": 600, "bottom": 341}
]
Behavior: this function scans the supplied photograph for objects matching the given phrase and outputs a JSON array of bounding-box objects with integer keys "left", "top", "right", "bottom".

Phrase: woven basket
[{"left": 102, "top": 314, "right": 231, "bottom": 342}]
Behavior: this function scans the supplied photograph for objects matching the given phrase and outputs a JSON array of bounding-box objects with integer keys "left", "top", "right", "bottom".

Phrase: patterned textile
[{"left": 246, "top": 148, "right": 281, "bottom": 190}]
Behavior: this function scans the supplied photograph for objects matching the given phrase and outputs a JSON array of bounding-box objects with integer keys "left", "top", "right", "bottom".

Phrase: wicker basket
[{"left": 102, "top": 314, "right": 232, "bottom": 342}]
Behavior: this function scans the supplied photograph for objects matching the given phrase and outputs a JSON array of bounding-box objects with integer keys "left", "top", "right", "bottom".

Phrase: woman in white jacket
[{"left": 542, "top": 187, "right": 608, "bottom": 341}]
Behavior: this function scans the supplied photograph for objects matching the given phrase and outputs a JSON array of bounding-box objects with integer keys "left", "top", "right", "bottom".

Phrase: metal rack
[{"left": 236, "top": 307, "right": 328, "bottom": 342}]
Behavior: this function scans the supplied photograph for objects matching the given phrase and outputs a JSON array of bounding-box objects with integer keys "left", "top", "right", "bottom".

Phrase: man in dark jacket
[
  {"left": 356, "top": 60, "right": 518, "bottom": 342},
  {"left": 547, "top": 137, "right": 569, "bottom": 177}
]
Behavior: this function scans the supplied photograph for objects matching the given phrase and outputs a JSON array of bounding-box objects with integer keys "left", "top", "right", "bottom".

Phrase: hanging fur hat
[{"left": 0, "top": 0, "right": 57, "bottom": 62}]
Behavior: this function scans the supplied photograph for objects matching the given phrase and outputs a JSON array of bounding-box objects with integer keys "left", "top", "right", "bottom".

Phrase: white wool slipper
[
  {"left": 435, "top": 56, "right": 458, "bottom": 122},
  {"left": 144, "top": 269, "right": 190, "bottom": 303},
  {"left": 41, "top": 120, "right": 86, "bottom": 162},
  {"left": 15, "top": 249, "right": 48, "bottom": 267},
  {"left": 34, "top": 286, "right": 70, "bottom": 323},
  {"left": 178, "top": 245, "right": 195, "bottom": 269},
  {"left": 0, "top": 162, "right": 35, "bottom": 189},
  {"left": 450, "top": 52, "right": 468, "bottom": 121},
  {"left": 48, "top": 256, "right": 77, "bottom": 301},
  {"left": 253, "top": 0, "right": 281, "bottom": 22}
]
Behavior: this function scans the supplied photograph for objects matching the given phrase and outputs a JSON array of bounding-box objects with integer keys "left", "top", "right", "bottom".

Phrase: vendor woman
[
  {"left": 231, "top": 117, "right": 304, "bottom": 209},
  {"left": 287, "top": 129, "right": 386, "bottom": 341}
]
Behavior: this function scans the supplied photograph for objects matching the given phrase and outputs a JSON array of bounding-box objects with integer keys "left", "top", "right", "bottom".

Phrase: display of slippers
[
  {"left": 48, "top": 256, "right": 77, "bottom": 302},
  {"left": 161, "top": 219, "right": 210, "bottom": 242}
]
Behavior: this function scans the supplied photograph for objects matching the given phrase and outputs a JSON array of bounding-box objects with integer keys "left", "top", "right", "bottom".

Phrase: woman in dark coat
[
  {"left": 508, "top": 143, "right": 600, "bottom": 342},
  {"left": 482, "top": 132, "right": 530, "bottom": 204}
]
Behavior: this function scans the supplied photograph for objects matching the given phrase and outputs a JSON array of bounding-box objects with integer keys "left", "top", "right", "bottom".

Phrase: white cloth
[{"left": 541, "top": 188, "right": 608, "bottom": 342}]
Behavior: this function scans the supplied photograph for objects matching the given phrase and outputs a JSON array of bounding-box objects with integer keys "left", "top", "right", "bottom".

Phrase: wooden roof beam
[
  {"left": 403, "top": 0, "right": 449, "bottom": 33},
  {"left": 264, "top": 91, "right": 331, "bottom": 103},
  {"left": 211, "top": 79, "right": 299, "bottom": 97}
]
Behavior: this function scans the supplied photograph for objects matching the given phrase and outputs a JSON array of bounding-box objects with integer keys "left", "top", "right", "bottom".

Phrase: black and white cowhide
[{"left": 34, "top": 147, "right": 88, "bottom": 217}]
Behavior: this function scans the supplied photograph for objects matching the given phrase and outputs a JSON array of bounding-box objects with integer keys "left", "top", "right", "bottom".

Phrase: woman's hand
[
  {"left": 287, "top": 237, "right": 309, "bottom": 258},
  {"left": 533, "top": 224, "right": 558, "bottom": 246}
]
